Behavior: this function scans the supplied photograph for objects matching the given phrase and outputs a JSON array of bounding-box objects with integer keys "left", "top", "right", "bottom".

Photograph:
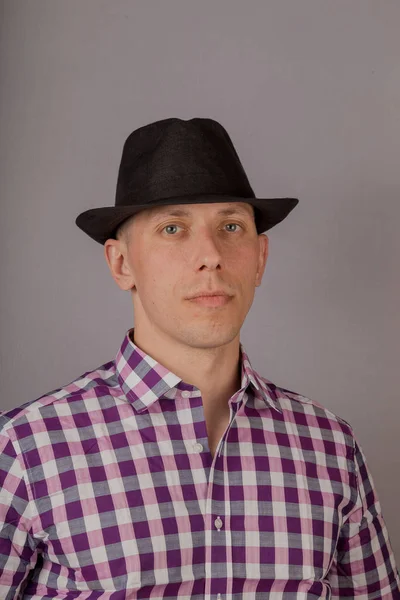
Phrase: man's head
[{"left": 104, "top": 201, "right": 268, "bottom": 350}]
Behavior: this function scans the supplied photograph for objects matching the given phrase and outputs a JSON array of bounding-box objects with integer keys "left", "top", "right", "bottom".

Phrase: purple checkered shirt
[{"left": 1, "top": 328, "right": 399, "bottom": 599}]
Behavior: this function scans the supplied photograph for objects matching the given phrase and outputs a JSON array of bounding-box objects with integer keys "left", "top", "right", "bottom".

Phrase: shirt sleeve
[
  {"left": 0, "top": 429, "right": 40, "bottom": 600},
  {"left": 327, "top": 438, "right": 400, "bottom": 599}
]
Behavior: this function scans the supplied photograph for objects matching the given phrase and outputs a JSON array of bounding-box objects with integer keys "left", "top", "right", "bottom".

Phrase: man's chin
[{"left": 176, "top": 324, "right": 241, "bottom": 350}]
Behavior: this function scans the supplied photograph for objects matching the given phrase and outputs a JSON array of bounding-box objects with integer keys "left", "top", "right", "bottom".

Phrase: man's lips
[
  {"left": 186, "top": 290, "right": 232, "bottom": 300},
  {"left": 187, "top": 294, "right": 232, "bottom": 307}
]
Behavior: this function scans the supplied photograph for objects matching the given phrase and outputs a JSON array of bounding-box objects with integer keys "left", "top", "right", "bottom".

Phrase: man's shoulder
[
  {"left": 257, "top": 374, "right": 354, "bottom": 439},
  {"left": 0, "top": 358, "right": 117, "bottom": 435}
]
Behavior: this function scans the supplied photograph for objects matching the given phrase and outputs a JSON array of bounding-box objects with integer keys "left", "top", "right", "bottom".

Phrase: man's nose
[{"left": 195, "top": 230, "right": 223, "bottom": 270}]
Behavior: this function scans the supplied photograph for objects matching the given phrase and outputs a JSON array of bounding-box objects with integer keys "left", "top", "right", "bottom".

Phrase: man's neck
[{"left": 130, "top": 326, "right": 242, "bottom": 412}]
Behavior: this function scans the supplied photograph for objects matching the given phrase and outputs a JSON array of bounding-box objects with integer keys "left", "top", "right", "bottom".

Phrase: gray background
[{"left": 1, "top": 0, "right": 399, "bottom": 559}]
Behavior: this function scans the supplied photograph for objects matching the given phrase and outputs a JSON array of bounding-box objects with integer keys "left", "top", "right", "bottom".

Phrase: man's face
[{"left": 107, "top": 202, "right": 269, "bottom": 350}]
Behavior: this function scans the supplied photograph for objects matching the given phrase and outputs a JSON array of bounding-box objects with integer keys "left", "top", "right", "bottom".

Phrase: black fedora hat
[{"left": 75, "top": 117, "right": 299, "bottom": 245}]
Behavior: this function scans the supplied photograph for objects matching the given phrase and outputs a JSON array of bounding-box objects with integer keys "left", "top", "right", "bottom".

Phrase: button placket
[
  {"left": 181, "top": 390, "right": 205, "bottom": 454},
  {"left": 217, "top": 398, "right": 239, "bottom": 458}
]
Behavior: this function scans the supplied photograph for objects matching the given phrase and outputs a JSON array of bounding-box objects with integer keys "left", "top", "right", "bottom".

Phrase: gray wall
[{"left": 1, "top": 0, "right": 399, "bottom": 559}]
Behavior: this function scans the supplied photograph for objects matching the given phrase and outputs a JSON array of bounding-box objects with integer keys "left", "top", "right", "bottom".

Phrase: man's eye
[
  {"left": 163, "top": 224, "right": 181, "bottom": 235},
  {"left": 224, "top": 223, "right": 242, "bottom": 232}
]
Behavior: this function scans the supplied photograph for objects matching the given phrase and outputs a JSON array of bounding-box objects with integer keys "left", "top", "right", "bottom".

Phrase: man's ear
[
  {"left": 104, "top": 239, "right": 135, "bottom": 291},
  {"left": 255, "top": 234, "right": 269, "bottom": 287}
]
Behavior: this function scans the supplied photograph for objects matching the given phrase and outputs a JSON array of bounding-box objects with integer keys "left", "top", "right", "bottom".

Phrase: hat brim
[{"left": 75, "top": 195, "right": 299, "bottom": 245}]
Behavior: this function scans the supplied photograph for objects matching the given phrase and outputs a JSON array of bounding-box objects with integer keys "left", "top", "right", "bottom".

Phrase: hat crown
[{"left": 115, "top": 117, "right": 255, "bottom": 206}]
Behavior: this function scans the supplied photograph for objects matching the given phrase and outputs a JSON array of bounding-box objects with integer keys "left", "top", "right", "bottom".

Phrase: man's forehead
[{"left": 144, "top": 202, "right": 254, "bottom": 221}]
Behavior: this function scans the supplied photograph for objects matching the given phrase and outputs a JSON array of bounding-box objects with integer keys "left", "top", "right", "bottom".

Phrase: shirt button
[
  {"left": 193, "top": 442, "right": 203, "bottom": 453},
  {"left": 181, "top": 391, "right": 191, "bottom": 398},
  {"left": 214, "top": 516, "right": 223, "bottom": 530}
]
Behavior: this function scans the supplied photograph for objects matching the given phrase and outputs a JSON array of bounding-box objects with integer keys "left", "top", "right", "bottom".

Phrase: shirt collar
[{"left": 115, "top": 328, "right": 281, "bottom": 414}]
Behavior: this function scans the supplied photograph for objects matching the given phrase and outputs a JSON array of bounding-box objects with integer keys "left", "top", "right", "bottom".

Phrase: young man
[{"left": 0, "top": 117, "right": 399, "bottom": 599}]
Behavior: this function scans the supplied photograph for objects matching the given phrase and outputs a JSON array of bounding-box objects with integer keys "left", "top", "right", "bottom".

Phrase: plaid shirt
[{"left": 1, "top": 328, "right": 399, "bottom": 600}]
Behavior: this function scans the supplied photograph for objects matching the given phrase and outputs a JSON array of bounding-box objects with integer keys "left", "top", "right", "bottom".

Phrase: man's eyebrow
[{"left": 147, "top": 206, "right": 253, "bottom": 222}]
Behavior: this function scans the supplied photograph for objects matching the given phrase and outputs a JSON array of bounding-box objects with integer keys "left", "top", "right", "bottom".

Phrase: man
[{"left": 0, "top": 118, "right": 399, "bottom": 599}]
